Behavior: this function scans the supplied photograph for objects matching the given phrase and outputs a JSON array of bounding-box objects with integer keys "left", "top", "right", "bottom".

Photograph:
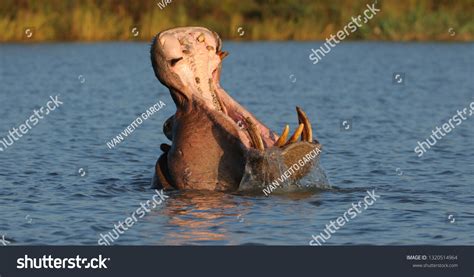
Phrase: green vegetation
[{"left": 0, "top": 0, "right": 472, "bottom": 42}]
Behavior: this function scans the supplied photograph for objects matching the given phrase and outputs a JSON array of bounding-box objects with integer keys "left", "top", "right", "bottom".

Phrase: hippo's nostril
[
  {"left": 195, "top": 77, "right": 200, "bottom": 84},
  {"left": 169, "top": 57, "right": 183, "bottom": 66}
]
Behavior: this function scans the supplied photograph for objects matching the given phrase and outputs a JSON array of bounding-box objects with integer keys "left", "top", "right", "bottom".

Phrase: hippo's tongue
[
  {"left": 208, "top": 53, "right": 314, "bottom": 151},
  {"left": 213, "top": 84, "right": 276, "bottom": 148},
  {"left": 212, "top": 76, "right": 314, "bottom": 152}
]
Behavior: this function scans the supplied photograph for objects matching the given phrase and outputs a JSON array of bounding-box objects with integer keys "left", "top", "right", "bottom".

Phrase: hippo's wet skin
[{"left": 150, "top": 27, "right": 322, "bottom": 191}]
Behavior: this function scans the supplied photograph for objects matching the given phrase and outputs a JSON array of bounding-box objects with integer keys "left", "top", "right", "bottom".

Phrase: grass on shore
[{"left": 0, "top": 0, "right": 473, "bottom": 42}]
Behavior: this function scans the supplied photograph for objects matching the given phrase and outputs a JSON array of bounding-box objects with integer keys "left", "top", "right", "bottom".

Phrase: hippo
[{"left": 150, "top": 26, "right": 322, "bottom": 192}]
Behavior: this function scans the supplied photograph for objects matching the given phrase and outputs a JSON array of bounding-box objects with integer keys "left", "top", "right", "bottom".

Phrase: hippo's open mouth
[{"left": 150, "top": 27, "right": 321, "bottom": 191}]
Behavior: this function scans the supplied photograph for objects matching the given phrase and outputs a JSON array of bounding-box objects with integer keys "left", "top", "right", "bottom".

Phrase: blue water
[{"left": 0, "top": 42, "right": 473, "bottom": 245}]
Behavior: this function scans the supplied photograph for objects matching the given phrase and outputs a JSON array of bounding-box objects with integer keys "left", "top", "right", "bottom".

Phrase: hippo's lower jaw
[{"left": 150, "top": 27, "right": 322, "bottom": 192}]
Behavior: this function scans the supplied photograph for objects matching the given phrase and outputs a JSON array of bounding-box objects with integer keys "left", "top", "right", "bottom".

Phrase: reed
[{"left": 0, "top": 0, "right": 472, "bottom": 42}]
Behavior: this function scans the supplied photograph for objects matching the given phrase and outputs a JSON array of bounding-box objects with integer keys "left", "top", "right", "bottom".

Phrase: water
[{"left": 0, "top": 42, "right": 473, "bottom": 245}]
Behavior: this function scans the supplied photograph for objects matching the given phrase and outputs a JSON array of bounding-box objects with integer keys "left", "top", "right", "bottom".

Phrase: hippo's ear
[
  {"left": 218, "top": 51, "right": 229, "bottom": 60},
  {"left": 152, "top": 151, "right": 175, "bottom": 190}
]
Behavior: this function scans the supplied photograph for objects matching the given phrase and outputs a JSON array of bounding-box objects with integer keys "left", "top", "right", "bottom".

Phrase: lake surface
[{"left": 0, "top": 42, "right": 473, "bottom": 245}]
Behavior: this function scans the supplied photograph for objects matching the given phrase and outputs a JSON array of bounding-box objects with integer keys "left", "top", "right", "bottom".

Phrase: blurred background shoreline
[{"left": 0, "top": 0, "right": 473, "bottom": 43}]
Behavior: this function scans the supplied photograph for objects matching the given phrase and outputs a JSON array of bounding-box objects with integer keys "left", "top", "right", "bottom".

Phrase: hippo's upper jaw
[{"left": 150, "top": 27, "right": 321, "bottom": 191}]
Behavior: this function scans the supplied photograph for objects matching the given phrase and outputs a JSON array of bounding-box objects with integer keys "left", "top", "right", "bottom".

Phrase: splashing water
[{"left": 238, "top": 147, "right": 331, "bottom": 193}]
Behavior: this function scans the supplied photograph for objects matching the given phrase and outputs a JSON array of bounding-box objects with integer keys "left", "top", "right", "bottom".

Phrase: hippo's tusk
[
  {"left": 286, "top": 123, "right": 304, "bottom": 145},
  {"left": 274, "top": 125, "right": 289, "bottom": 147},
  {"left": 296, "top": 107, "right": 313, "bottom": 142},
  {"left": 244, "top": 117, "right": 264, "bottom": 151}
]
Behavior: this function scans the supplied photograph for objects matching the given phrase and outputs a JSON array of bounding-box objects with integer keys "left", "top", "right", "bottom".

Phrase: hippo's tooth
[
  {"left": 286, "top": 123, "right": 304, "bottom": 145},
  {"left": 197, "top": 33, "right": 205, "bottom": 42},
  {"left": 274, "top": 125, "right": 289, "bottom": 147},
  {"left": 296, "top": 106, "right": 313, "bottom": 142},
  {"left": 244, "top": 117, "right": 264, "bottom": 151}
]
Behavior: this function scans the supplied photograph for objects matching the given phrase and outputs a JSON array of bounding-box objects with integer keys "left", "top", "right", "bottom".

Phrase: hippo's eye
[{"left": 169, "top": 57, "right": 183, "bottom": 66}]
